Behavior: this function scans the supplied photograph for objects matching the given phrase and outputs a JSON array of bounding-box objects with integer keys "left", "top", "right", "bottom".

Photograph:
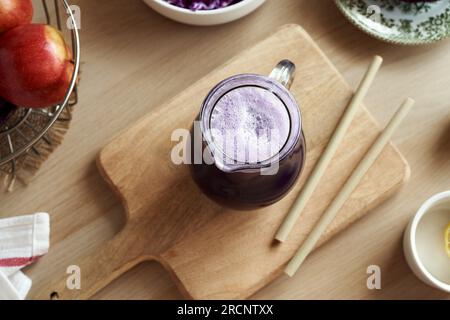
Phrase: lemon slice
[{"left": 446, "top": 223, "right": 450, "bottom": 257}]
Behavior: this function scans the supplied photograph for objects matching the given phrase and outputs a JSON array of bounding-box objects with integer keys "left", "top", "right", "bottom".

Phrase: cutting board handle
[{"left": 34, "top": 227, "right": 143, "bottom": 300}]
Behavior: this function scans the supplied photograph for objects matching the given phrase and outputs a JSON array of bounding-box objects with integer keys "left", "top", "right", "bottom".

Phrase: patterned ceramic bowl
[{"left": 335, "top": 0, "right": 450, "bottom": 45}]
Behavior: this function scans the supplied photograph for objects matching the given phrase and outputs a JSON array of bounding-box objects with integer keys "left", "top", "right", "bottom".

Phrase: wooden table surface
[{"left": 2, "top": 0, "right": 449, "bottom": 300}]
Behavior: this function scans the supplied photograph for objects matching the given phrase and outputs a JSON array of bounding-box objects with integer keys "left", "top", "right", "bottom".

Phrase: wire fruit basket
[{"left": 0, "top": 0, "right": 80, "bottom": 185}]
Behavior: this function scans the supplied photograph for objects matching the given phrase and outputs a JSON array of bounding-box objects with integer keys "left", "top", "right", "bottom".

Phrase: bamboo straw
[
  {"left": 284, "top": 98, "right": 415, "bottom": 277},
  {"left": 275, "top": 56, "right": 383, "bottom": 242}
]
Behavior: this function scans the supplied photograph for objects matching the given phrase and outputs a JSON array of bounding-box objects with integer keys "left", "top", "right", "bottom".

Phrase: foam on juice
[{"left": 210, "top": 86, "right": 290, "bottom": 163}]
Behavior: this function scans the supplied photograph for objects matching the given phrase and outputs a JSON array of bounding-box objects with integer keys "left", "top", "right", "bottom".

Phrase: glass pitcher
[{"left": 190, "top": 60, "right": 306, "bottom": 210}]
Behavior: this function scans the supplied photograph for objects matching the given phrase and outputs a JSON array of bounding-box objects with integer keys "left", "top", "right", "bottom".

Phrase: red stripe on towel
[{"left": 0, "top": 256, "right": 42, "bottom": 267}]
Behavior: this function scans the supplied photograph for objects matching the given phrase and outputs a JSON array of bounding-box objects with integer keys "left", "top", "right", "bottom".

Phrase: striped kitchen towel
[{"left": 0, "top": 213, "right": 50, "bottom": 300}]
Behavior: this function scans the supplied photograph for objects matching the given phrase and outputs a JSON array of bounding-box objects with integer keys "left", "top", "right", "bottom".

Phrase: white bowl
[
  {"left": 403, "top": 191, "right": 450, "bottom": 293},
  {"left": 142, "top": 0, "right": 267, "bottom": 26}
]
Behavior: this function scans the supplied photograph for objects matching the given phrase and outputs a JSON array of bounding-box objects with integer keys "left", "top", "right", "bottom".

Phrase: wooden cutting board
[{"left": 34, "top": 24, "right": 409, "bottom": 300}]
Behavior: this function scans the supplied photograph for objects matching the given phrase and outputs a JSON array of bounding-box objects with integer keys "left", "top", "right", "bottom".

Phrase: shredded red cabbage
[{"left": 165, "top": 0, "right": 243, "bottom": 11}]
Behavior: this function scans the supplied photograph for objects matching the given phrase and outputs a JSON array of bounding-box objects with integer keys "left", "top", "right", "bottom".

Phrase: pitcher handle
[{"left": 269, "top": 60, "right": 296, "bottom": 90}]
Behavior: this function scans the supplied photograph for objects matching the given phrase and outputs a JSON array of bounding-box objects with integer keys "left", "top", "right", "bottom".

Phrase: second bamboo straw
[{"left": 285, "top": 97, "right": 415, "bottom": 277}]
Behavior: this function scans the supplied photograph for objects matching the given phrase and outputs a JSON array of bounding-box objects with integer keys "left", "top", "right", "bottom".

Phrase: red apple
[
  {"left": 0, "top": 24, "right": 74, "bottom": 108},
  {"left": 0, "top": 0, "right": 33, "bottom": 33}
]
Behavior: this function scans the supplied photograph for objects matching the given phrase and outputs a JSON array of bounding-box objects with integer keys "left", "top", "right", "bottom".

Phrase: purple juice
[
  {"left": 210, "top": 86, "right": 291, "bottom": 164},
  {"left": 190, "top": 73, "right": 305, "bottom": 210}
]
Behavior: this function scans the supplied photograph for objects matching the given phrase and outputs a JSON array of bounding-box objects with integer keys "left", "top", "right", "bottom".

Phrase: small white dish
[
  {"left": 403, "top": 191, "right": 450, "bottom": 293},
  {"left": 142, "top": 0, "right": 267, "bottom": 26}
]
